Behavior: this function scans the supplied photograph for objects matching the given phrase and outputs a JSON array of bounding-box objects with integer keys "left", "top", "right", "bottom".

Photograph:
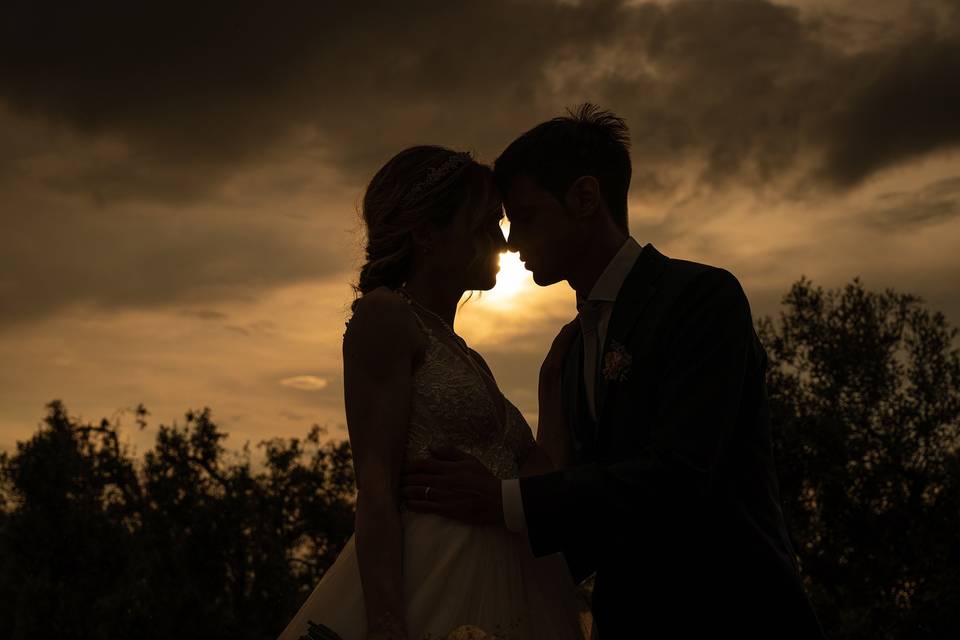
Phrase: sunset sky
[{"left": 2, "top": 0, "right": 958, "bottom": 460}]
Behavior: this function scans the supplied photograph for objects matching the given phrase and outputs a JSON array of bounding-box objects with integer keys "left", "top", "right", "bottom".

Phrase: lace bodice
[{"left": 395, "top": 290, "right": 536, "bottom": 480}]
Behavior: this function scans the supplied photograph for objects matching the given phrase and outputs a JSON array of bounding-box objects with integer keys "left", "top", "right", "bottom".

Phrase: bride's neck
[{"left": 401, "top": 274, "right": 463, "bottom": 329}]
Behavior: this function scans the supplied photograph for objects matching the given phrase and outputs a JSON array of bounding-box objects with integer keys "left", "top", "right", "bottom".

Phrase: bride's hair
[{"left": 353, "top": 145, "right": 495, "bottom": 304}]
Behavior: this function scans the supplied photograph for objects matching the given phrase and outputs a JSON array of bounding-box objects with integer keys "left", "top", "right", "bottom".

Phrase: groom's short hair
[{"left": 494, "top": 103, "right": 631, "bottom": 233}]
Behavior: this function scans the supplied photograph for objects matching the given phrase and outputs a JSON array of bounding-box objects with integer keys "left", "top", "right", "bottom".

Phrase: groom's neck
[{"left": 567, "top": 228, "right": 629, "bottom": 298}]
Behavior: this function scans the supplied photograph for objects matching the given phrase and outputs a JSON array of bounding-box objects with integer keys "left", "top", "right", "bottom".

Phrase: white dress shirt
[{"left": 502, "top": 237, "right": 645, "bottom": 534}]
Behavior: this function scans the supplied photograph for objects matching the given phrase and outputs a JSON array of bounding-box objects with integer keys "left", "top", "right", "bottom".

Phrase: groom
[{"left": 402, "top": 105, "right": 825, "bottom": 638}]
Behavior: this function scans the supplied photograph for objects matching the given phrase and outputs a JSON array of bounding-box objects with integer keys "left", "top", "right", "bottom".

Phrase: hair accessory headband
[{"left": 401, "top": 152, "right": 472, "bottom": 207}]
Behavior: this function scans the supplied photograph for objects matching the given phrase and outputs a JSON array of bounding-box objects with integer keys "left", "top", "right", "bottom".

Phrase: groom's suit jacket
[{"left": 519, "top": 244, "right": 825, "bottom": 638}]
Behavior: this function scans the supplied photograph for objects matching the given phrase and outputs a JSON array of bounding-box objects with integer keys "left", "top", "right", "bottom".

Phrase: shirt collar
[{"left": 576, "top": 237, "right": 644, "bottom": 306}]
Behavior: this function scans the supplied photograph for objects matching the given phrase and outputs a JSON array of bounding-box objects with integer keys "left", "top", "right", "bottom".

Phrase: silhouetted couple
[{"left": 279, "top": 105, "right": 825, "bottom": 640}]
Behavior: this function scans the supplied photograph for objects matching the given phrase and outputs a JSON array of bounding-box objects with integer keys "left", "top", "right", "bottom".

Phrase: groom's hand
[
  {"left": 400, "top": 446, "right": 504, "bottom": 526},
  {"left": 540, "top": 318, "right": 579, "bottom": 379}
]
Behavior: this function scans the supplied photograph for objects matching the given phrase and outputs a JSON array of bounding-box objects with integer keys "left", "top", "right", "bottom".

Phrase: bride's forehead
[
  {"left": 467, "top": 193, "right": 504, "bottom": 225},
  {"left": 444, "top": 198, "right": 500, "bottom": 235}
]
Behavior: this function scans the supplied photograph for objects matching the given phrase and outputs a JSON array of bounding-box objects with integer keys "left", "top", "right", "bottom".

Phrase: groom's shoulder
[
  {"left": 660, "top": 254, "right": 742, "bottom": 294},
  {"left": 658, "top": 255, "right": 749, "bottom": 311}
]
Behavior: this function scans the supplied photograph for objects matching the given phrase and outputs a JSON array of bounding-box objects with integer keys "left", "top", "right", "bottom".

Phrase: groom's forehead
[{"left": 503, "top": 174, "right": 554, "bottom": 210}]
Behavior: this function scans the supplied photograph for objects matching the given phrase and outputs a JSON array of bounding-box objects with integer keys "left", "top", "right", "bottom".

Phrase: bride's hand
[{"left": 540, "top": 318, "right": 579, "bottom": 379}]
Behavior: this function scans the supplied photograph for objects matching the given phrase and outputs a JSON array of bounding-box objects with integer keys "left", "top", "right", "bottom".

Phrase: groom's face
[{"left": 502, "top": 174, "right": 583, "bottom": 287}]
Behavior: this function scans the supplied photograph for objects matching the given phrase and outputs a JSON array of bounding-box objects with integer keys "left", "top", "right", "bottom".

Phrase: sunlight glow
[
  {"left": 479, "top": 220, "right": 535, "bottom": 307},
  {"left": 493, "top": 251, "right": 532, "bottom": 299}
]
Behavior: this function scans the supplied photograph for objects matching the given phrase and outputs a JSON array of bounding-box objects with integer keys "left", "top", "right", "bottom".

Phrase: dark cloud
[
  {"left": 0, "top": 187, "right": 349, "bottom": 331},
  {"left": 1, "top": 0, "right": 957, "bottom": 196},
  {"left": 574, "top": 1, "right": 960, "bottom": 192},
  {"left": 820, "top": 38, "right": 960, "bottom": 188},
  {"left": 868, "top": 176, "right": 960, "bottom": 229},
  {"left": 0, "top": 0, "right": 620, "bottom": 192},
  {"left": 3, "top": 0, "right": 960, "bottom": 330}
]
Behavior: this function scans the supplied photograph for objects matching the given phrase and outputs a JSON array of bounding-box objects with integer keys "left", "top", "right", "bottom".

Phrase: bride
[{"left": 277, "top": 146, "right": 588, "bottom": 640}]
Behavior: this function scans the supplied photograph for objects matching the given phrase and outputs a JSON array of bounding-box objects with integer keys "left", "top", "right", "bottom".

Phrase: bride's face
[
  {"left": 430, "top": 194, "right": 506, "bottom": 292},
  {"left": 469, "top": 202, "right": 508, "bottom": 291}
]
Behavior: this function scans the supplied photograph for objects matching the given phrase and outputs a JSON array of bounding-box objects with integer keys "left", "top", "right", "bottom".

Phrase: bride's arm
[{"left": 343, "top": 290, "right": 425, "bottom": 640}]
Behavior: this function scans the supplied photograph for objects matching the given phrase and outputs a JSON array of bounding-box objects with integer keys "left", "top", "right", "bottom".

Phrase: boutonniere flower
[{"left": 602, "top": 340, "right": 632, "bottom": 382}]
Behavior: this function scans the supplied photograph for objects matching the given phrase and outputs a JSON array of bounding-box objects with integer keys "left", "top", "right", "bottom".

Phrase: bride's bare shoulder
[{"left": 344, "top": 287, "right": 425, "bottom": 359}]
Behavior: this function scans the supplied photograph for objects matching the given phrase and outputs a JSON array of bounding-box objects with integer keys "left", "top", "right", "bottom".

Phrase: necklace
[
  {"left": 398, "top": 287, "right": 467, "bottom": 349},
  {"left": 398, "top": 287, "right": 507, "bottom": 428}
]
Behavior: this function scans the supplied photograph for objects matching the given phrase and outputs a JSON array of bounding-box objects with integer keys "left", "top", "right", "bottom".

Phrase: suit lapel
[{"left": 595, "top": 243, "right": 668, "bottom": 422}]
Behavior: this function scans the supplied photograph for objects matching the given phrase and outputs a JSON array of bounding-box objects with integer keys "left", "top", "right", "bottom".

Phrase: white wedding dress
[{"left": 278, "top": 291, "right": 589, "bottom": 640}]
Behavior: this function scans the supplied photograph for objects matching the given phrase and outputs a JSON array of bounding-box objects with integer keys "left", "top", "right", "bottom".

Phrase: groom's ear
[{"left": 565, "top": 176, "right": 601, "bottom": 219}]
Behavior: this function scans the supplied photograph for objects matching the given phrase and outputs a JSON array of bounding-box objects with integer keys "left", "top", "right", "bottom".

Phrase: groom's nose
[
  {"left": 495, "top": 232, "right": 508, "bottom": 253},
  {"left": 505, "top": 230, "right": 519, "bottom": 253}
]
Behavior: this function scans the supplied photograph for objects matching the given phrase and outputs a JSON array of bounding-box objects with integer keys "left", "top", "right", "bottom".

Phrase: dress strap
[{"left": 394, "top": 288, "right": 433, "bottom": 337}]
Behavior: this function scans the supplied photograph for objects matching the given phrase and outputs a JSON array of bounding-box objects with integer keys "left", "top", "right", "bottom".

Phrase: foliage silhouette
[
  {"left": 758, "top": 278, "right": 960, "bottom": 639},
  {"left": 0, "top": 404, "right": 355, "bottom": 640}
]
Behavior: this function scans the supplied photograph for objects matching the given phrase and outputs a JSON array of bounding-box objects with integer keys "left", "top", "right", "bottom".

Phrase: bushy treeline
[{"left": 0, "top": 405, "right": 355, "bottom": 639}]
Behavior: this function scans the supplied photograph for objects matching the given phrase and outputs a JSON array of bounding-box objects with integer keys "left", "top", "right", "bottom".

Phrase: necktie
[{"left": 578, "top": 300, "right": 604, "bottom": 421}]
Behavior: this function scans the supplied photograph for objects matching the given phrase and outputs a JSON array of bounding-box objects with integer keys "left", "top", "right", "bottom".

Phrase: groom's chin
[{"left": 531, "top": 270, "right": 562, "bottom": 287}]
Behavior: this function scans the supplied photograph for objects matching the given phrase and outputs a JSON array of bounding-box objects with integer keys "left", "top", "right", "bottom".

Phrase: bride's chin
[
  {"left": 472, "top": 275, "right": 498, "bottom": 292},
  {"left": 463, "top": 270, "right": 498, "bottom": 292}
]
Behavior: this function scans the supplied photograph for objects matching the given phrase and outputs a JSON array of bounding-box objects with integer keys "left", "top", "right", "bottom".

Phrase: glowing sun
[
  {"left": 483, "top": 222, "right": 533, "bottom": 305},
  {"left": 493, "top": 250, "right": 532, "bottom": 298}
]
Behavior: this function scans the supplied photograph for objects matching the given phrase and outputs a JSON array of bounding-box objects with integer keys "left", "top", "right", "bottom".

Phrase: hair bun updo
[{"left": 351, "top": 146, "right": 496, "bottom": 312}]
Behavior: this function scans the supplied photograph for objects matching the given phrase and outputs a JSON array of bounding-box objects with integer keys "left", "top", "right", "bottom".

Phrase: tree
[
  {"left": 757, "top": 278, "right": 960, "bottom": 639},
  {"left": 0, "top": 402, "right": 355, "bottom": 640}
]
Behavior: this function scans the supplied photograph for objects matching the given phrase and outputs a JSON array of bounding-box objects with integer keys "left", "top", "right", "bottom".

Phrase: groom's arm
[
  {"left": 502, "top": 341, "right": 579, "bottom": 534},
  {"left": 504, "top": 477, "right": 597, "bottom": 584},
  {"left": 501, "top": 435, "right": 567, "bottom": 533},
  {"left": 519, "top": 268, "right": 755, "bottom": 558}
]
